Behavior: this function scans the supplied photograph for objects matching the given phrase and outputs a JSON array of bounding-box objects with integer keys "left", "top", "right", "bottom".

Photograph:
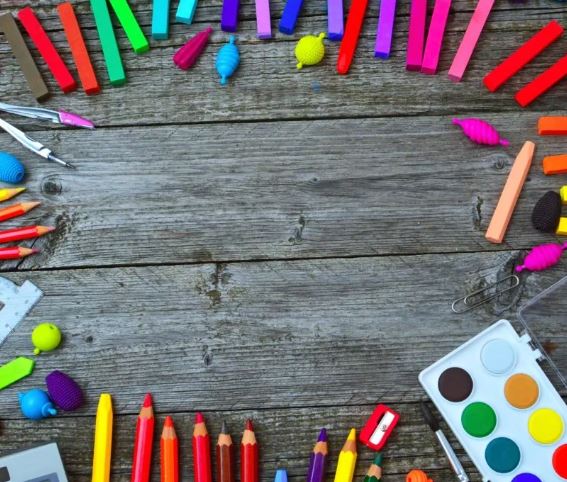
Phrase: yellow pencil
[
  {"left": 92, "top": 393, "right": 113, "bottom": 482},
  {"left": 334, "top": 429, "right": 357, "bottom": 482},
  {"left": 0, "top": 187, "right": 25, "bottom": 203}
]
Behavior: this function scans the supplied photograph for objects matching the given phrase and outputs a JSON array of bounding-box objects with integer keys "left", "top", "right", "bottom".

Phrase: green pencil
[
  {"left": 363, "top": 454, "right": 383, "bottom": 482},
  {"left": 108, "top": 0, "right": 149, "bottom": 54}
]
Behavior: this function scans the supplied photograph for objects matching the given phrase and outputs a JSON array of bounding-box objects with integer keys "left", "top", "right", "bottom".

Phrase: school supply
[
  {"left": 92, "top": 393, "right": 114, "bottom": 482},
  {"left": 0, "top": 247, "right": 38, "bottom": 259},
  {"left": 516, "top": 53, "right": 567, "bottom": 107},
  {"left": 173, "top": 28, "right": 213, "bottom": 70},
  {"left": 162, "top": 416, "right": 179, "bottom": 482},
  {"left": 485, "top": 141, "right": 534, "bottom": 244},
  {"left": 334, "top": 429, "right": 357, "bottom": 482},
  {"left": 543, "top": 154, "right": 567, "bottom": 175},
  {"left": 90, "top": 0, "right": 126, "bottom": 86},
  {"left": 46, "top": 370, "right": 84, "bottom": 411},
  {"left": 359, "top": 405, "right": 399, "bottom": 451},
  {"left": 406, "top": 470, "right": 432, "bottom": 482},
  {"left": 296, "top": 34, "right": 326, "bottom": 69},
  {"left": 448, "top": 0, "right": 494, "bottom": 82},
  {"left": 516, "top": 243, "right": 567, "bottom": 273},
  {"left": 307, "top": 429, "right": 327, "bottom": 482},
  {"left": 132, "top": 393, "right": 154, "bottom": 482},
  {"left": 221, "top": 0, "right": 240, "bottom": 32},
  {"left": 0, "top": 118, "right": 75, "bottom": 168},
  {"left": 19, "top": 388, "right": 57, "bottom": 420},
  {"left": 176, "top": 0, "right": 199, "bottom": 24},
  {"left": 279, "top": 0, "right": 304, "bottom": 34},
  {"left": 452, "top": 118, "right": 509, "bottom": 146},
  {"left": 363, "top": 454, "right": 383, "bottom": 482},
  {"left": 0, "top": 443, "right": 68, "bottom": 482},
  {"left": 216, "top": 36, "right": 240, "bottom": 85},
  {"left": 0, "top": 13, "right": 50, "bottom": 101},
  {"left": 109, "top": 0, "right": 149, "bottom": 53},
  {"left": 420, "top": 402, "right": 469, "bottom": 481},
  {"left": 193, "top": 413, "right": 212, "bottom": 482},
  {"left": 32, "top": 323, "right": 62, "bottom": 355},
  {"left": 0, "top": 187, "right": 25, "bottom": 203},
  {"left": 0, "top": 102, "right": 95, "bottom": 129},
  {"left": 255, "top": 0, "right": 272, "bottom": 39},
  {"left": 274, "top": 469, "right": 288, "bottom": 482},
  {"left": 241, "top": 420, "right": 259, "bottom": 482},
  {"left": 336, "top": 0, "right": 369, "bottom": 74},
  {"left": 0, "top": 357, "right": 35, "bottom": 390},
  {"left": 406, "top": 0, "right": 427, "bottom": 71},
  {"left": 374, "top": 0, "right": 397, "bottom": 58},
  {"left": 327, "top": 0, "right": 344, "bottom": 40},
  {"left": 0, "top": 201, "right": 39, "bottom": 222},
  {"left": 420, "top": 0, "right": 451, "bottom": 74},
  {"left": 152, "top": 0, "right": 171, "bottom": 39},
  {"left": 0, "top": 152, "right": 25, "bottom": 184},
  {"left": 0, "top": 277, "right": 42, "bottom": 347},
  {"left": 538, "top": 117, "right": 567, "bottom": 135},
  {"left": 483, "top": 21, "right": 564, "bottom": 92},
  {"left": 217, "top": 422, "right": 234, "bottom": 482},
  {"left": 451, "top": 275, "right": 519, "bottom": 314},
  {"left": 17, "top": 7, "right": 77, "bottom": 94},
  {"left": 0, "top": 225, "right": 54, "bottom": 244},
  {"left": 532, "top": 191, "right": 562, "bottom": 232}
]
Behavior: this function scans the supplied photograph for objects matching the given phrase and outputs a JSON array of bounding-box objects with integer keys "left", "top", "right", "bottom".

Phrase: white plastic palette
[{"left": 420, "top": 319, "right": 567, "bottom": 482}]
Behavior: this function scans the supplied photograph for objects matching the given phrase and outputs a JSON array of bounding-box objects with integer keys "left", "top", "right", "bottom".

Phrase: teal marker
[
  {"left": 176, "top": 0, "right": 199, "bottom": 24},
  {"left": 152, "top": 0, "right": 171, "bottom": 39},
  {"left": 109, "top": 0, "right": 149, "bottom": 53}
]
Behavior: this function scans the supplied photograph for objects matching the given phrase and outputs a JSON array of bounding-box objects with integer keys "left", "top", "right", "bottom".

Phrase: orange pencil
[
  {"left": 241, "top": 420, "right": 259, "bottom": 482},
  {"left": 161, "top": 416, "right": 179, "bottom": 482},
  {"left": 193, "top": 413, "right": 212, "bottom": 482},
  {"left": 131, "top": 393, "right": 154, "bottom": 482},
  {"left": 0, "top": 225, "right": 54, "bottom": 244},
  {"left": 0, "top": 202, "right": 40, "bottom": 223},
  {"left": 0, "top": 247, "right": 38, "bottom": 259}
]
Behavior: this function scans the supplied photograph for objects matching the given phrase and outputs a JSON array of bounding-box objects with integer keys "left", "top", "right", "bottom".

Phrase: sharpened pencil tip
[
  {"left": 317, "top": 428, "right": 327, "bottom": 442},
  {"left": 245, "top": 419, "right": 254, "bottom": 431},
  {"left": 143, "top": 393, "right": 152, "bottom": 407},
  {"left": 164, "top": 415, "right": 174, "bottom": 427},
  {"left": 347, "top": 428, "right": 356, "bottom": 440},
  {"left": 195, "top": 412, "right": 204, "bottom": 423},
  {"left": 221, "top": 420, "right": 228, "bottom": 433}
]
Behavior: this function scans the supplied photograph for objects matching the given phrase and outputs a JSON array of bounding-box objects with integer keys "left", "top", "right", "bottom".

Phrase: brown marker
[
  {"left": 0, "top": 13, "right": 50, "bottom": 101},
  {"left": 216, "top": 421, "right": 234, "bottom": 482}
]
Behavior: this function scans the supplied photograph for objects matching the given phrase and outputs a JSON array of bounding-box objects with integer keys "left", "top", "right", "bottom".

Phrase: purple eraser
[{"left": 45, "top": 370, "right": 84, "bottom": 411}]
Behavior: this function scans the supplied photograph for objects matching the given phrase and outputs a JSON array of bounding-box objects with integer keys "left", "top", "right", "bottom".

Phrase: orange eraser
[
  {"left": 538, "top": 117, "right": 567, "bottom": 135},
  {"left": 485, "top": 141, "right": 535, "bottom": 244},
  {"left": 543, "top": 154, "right": 567, "bottom": 175}
]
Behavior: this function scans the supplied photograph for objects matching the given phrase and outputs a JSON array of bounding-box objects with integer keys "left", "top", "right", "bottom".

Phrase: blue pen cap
[{"left": 0, "top": 152, "right": 25, "bottom": 184}]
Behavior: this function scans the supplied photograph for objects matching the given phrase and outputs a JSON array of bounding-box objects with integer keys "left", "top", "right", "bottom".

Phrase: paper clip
[{"left": 451, "top": 274, "right": 520, "bottom": 314}]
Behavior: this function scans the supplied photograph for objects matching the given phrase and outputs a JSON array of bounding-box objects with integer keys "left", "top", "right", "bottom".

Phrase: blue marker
[
  {"left": 279, "top": 0, "right": 304, "bottom": 34},
  {"left": 176, "top": 0, "right": 198, "bottom": 24},
  {"left": 152, "top": 0, "right": 170, "bottom": 38}
]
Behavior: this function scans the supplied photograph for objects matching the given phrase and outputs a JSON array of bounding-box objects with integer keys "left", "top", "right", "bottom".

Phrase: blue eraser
[{"left": 0, "top": 152, "right": 25, "bottom": 184}]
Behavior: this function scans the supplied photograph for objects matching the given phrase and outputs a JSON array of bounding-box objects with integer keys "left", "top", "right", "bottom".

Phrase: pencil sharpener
[
  {"left": 359, "top": 404, "right": 400, "bottom": 451},
  {"left": 0, "top": 443, "right": 68, "bottom": 482}
]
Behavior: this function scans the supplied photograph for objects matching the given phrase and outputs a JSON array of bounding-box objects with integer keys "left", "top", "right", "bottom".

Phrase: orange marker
[
  {"left": 0, "top": 247, "right": 38, "bottom": 259},
  {"left": 0, "top": 202, "right": 40, "bottom": 223},
  {"left": 543, "top": 154, "right": 567, "bottom": 175},
  {"left": 538, "top": 117, "right": 567, "bottom": 136},
  {"left": 485, "top": 141, "right": 535, "bottom": 244},
  {"left": 131, "top": 393, "right": 154, "bottom": 482},
  {"left": 0, "top": 225, "right": 54, "bottom": 244},
  {"left": 161, "top": 416, "right": 179, "bottom": 482}
]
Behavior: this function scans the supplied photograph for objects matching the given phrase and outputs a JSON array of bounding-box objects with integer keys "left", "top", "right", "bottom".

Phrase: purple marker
[
  {"left": 221, "top": 0, "right": 239, "bottom": 31},
  {"left": 307, "top": 429, "right": 328, "bottom": 482},
  {"left": 255, "top": 0, "right": 272, "bottom": 38},
  {"left": 327, "top": 0, "right": 344, "bottom": 40},
  {"left": 374, "top": 0, "right": 397, "bottom": 58}
]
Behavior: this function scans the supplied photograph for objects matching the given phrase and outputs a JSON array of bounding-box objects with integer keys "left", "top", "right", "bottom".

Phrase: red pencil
[
  {"left": 0, "top": 202, "right": 40, "bottom": 223},
  {"left": 0, "top": 225, "right": 54, "bottom": 244},
  {"left": 241, "top": 420, "right": 259, "bottom": 482},
  {"left": 193, "top": 413, "right": 212, "bottom": 482},
  {"left": 131, "top": 393, "right": 155, "bottom": 482},
  {"left": 0, "top": 247, "right": 38, "bottom": 259}
]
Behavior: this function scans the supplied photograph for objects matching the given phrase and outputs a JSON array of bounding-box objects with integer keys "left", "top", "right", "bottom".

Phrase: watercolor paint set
[{"left": 420, "top": 276, "right": 567, "bottom": 481}]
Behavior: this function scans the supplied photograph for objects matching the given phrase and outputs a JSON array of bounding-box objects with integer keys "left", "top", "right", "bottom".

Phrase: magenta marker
[
  {"left": 255, "top": 0, "right": 272, "bottom": 38},
  {"left": 406, "top": 0, "right": 427, "bottom": 70},
  {"left": 327, "top": 0, "right": 344, "bottom": 40},
  {"left": 221, "top": 0, "right": 239, "bottom": 31},
  {"left": 374, "top": 0, "right": 397, "bottom": 58}
]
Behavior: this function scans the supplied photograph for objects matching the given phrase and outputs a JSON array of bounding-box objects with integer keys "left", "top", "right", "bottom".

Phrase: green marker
[
  {"left": 90, "top": 0, "right": 126, "bottom": 86},
  {"left": 363, "top": 453, "right": 383, "bottom": 482},
  {"left": 0, "top": 357, "right": 35, "bottom": 390},
  {"left": 109, "top": 0, "right": 149, "bottom": 54}
]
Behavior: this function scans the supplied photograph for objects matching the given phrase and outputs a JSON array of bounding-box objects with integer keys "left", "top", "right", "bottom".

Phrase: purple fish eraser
[{"left": 45, "top": 370, "right": 84, "bottom": 411}]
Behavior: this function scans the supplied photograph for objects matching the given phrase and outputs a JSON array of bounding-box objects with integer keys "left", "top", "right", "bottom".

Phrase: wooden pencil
[
  {"left": 241, "top": 420, "right": 259, "bottom": 482},
  {"left": 161, "top": 416, "right": 179, "bottom": 482},
  {"left": 217, "top": 421, "right": 235, "bottom": 482}
]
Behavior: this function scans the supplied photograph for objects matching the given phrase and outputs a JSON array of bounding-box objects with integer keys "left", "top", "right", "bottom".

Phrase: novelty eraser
[
  {"left": 543, "top": 154, "right": 567, "bottom": 175},
  {"left": 532, "top": 191, "right": 562, "bottom": 233},
  {"left": 173, "top": 27, "right": 212, "bottom": 70},
  {"left": 19, "top": 389, "right": 57, "bottom": 420},
  {"left": 46, "top": 370, "right": 84, "bottom": 411},
  {"left": 516, "top": 243, "right": 567, "bottom": 272},
  {"left": 216, "top": 36, "right": 240, "bottom": 85},
  {"left": 0, "top": 153, "right": 25, "bottom": 184},
  {"left": 296, "top": 33, "right": 326, "bottom": 69},
  {"left": 359, "top": 404, "right": 400, "bottom": 450},
  {"left": 452, "top": 118, "right": 509, "bottom": 146},
  {"left": 32, "top": 323, "right": 62, "bottom": 355}
]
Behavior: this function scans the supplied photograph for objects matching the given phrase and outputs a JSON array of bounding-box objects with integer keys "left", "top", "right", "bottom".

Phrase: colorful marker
[
  {"left": 152, "top": 0, "right": 171, "bottom": 39},
  {"left": 241, "top": 420, "right": 259, "bottom": 482},
  {"left": 217, "top": 422, "right": 235, "bottom": 482},
  {"left": 0, "top": 202, "right": 40, "bottom": 223},
  {"left": 279, "top": 0, "right": 304, "bottom": 34},
  {"left": 334, "top": 429, "right": 357, "bottom": 482},
  {"left": 0, "top": 226, "right": 54, "bottom": 244},
  {"left": 307, "top": 429, "right": 328, "bottom": 482},
  {"left": 131, "top": 394, "right": 154, "bottom": 482},
  {"left": 374, "top": 0, "right": 397, "bottom": 58},
  {"left": 109, "top": 0, "right": 149, "bottom": 53},
  {"left": 161, "top": 416, "right": 179, "bottom": 482},
  {"left": 420, "top": 0, "right": 452, "bottom": 74},
  {"left": 337, "top": 0, "right": 369, "bottom": 74},
  {"left": 406, "top": 0, "right": 427, "bottom": 70},
  {"left": 92, "top": 393, "right": 113, "bottom": 482},
  {"left": 193, "top": 413, "right": 212, "bottom": 482},
  {"left": 176, "top": 0, "right": 199, "bottom": 24},
  {"left": 0, "top": 188, "right": 25, "bottom": 203},
  {"left": 0, "top": 247, "right": 38, "bottom": 260},
  {"left": 327, "top": 0, "right": 344, "bottom": 40}
]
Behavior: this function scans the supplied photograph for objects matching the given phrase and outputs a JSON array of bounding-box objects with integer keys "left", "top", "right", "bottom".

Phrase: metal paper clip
[{"left": 451, "top": 275, "right": 520, "bottom": 314}]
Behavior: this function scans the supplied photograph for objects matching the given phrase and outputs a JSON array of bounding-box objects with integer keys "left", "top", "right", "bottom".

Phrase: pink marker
[
  {"left": 255, "top": 0, "right": 272, "bottom": 38},
  {"left": 420, "top": 0, "right": 451, "bottom": 74},
  {"left": 406, "top": 0, "right": 427, "bottom": 70},
  {"left": 448, "top": 0, "right": 494, "bottom": 82}
]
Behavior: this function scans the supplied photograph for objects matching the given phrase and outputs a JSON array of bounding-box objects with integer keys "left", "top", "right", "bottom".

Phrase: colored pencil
[
  {"left": 334, "top": 429, "right": 357, "bottom": 482},
  {"left": 374, "top": 0, "right": 397, "bottom": 58},
  {"left": 279, "top": 0, "right": 304, "bottom": 34},
  {"left": 363, "top": 454, "right": 383, "bottom": 482},
  {"left": 109, "top": 0, "right": 149, "bottom": 53},
  {"left": 193, "top": 413, "right": 212, "bottom": 482},
  {"left": 327, "top": 0, "right": 344, "bottom": 40},
  {"left": 217, "top": 422, "right": 235, "bottom": 482},
  {"left": 221, "top": 0, "right": 240, "bottom": 31},
  {"left": 274, "top": 469, "right": 288, "bottom": 482},
  {"left": 92, "top": 393, "right": 113, "bottom": 482},
  {"left": 0, "top": 226, "right": 54, "bottom": 244},
  {"left": 0, "top": 247, "right": 38, "bottom": 260},
  {"left": 406, "top": 0, "right": 427, "bottom": 71},
  {"left": 0, "top": 202, "right": 40, "bottom": 223},
  {"left": 516, "top": 53, "right": 567, "bottom": 108},
  {"left": 307, "top": 429, "right": 328, "bottom": 482},
  {"left": 337, "top": 0, "right": 369, "bottom": 74},
  {"left": 131, "top": 394, "right": 154, "bottom": 482},
  {"left": 161, "top": 416, "right": 179, "bottom": 482},
  {"left": 0, "top": 188, "right": 25, "bottom": 203},
  {"left": 241, "top": 420, "right": 259, "bottom": 482},
  {"left": 420, "top": 0, "right": 451, "bottom": 74},
  {"left": 152, "top": 0, "right": 171, "bottom": 39}
]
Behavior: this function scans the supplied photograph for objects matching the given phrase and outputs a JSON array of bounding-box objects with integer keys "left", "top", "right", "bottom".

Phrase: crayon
[
  {"left": 131, "top": 394, "right": 154, "bottom": 482},
  {"left": 217, "top": 422, "right": 235, "bottom": 482},
  {"left": 0, "top": 187, "right": 25, "bottom": 203},
  {"left": 363, "top": 454, "right": 383, "bottom": 482},
  {"left": 327, "top": 0, "right": 344, "bottom": 40},
  {"left": 516, "top": 53, "right": 567, "bottom": 108},
  {"left": 109, "top": 0, "right": 149, "bottom": 53},
  {"left": 374, "top": 0, "right": 397, "bottom": 58},
  {"left": 17, "top": 7, "right": 77, "bottom": 93},
  {"left": 176, "top": 0, "right": 199, "bottom": 24},
  {"left": 221, "top": 0, "right": 240, "bottom": 31},
  {"left": 406, "top": 0, "right": 427, "bottom": 71},
  {"left": 57, "top": 2, "right": 100, "bottom": 95},
  {"left": 241, "top": 420, "right": 259, "bottom": 482},
  {"left": 279, "top": 0, "right": 304, "bottom": 34},
  {"left": 0, "top": 226, "right": 54, "bottom": 244},
  {"left": 161, "top": 416, "right": 179, "bottom": 482},
  {"left": 539, "top": 117, "right": 567, "bottom": 135},
  {"left": 90, "top": 0, "right": 126, "bottom": 85},
  {"left": 0, "top": 247, "right": 38, "bottom": 260},
  {"left": 420, "top": 0, "right": 451, "bottom": 74},
  {"left": 334, "top": 429, "right": 357, "bottom": 482},
  {"left": 0, "top": 202, "right": 40, "bottom": 223},
  {"left": 337, "top": 0, "right": 369, "bottom": 74},
  {"left": 0, "top": 357, "right": 35, "bottom": 390},
  {"left": 0, "top": 14, "right": 49, "bottom": 101},
  {"left": 307, "top": 429, "right": 328, "bottom": 482},
  {"left": 92, "top": 393, "right": 113, "bottom": 482},
  {"left": 255, "top": 0, "right": 272, "bottom": 39},
  {"left": 543, "top": 154, "right": 567, "bottom": 175},
  {"left": 193, "top": 413, "right": 212, "bottom": 482},
  {"left": 152, "top": 0, "right": 171, "bottom": 39}
]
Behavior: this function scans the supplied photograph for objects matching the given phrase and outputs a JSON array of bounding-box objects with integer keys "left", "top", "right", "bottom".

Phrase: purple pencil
[
  {"left": 307, "top": 429, "right": 328, "bottom": 482},
  {"left": 374, "top": 0, "right": 397, "bottom": 58}
]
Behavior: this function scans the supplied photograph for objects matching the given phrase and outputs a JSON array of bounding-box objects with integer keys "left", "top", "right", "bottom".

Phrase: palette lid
[{"left": 517, "top": 275, "right": 567, "bottom": 393}]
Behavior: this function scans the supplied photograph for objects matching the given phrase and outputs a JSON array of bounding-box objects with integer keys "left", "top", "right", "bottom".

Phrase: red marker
[
  {"left": 516, "top": 53, "right": 567, "bottom": 107},
  {"left": 17, "top": 6, "right": 77, "bottom": 93},
  {"left": 193, "top": 413, "right": 212, "bottom": 482},
  {"left": 337, "top": 0, "right": 369, "bottom": 74},
  {"left": 131, "top": 393, "right": 155, "bottom": 482}
]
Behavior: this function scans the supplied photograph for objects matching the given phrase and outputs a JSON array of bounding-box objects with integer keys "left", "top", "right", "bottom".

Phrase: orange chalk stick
[
  {"left": 538, "top": 117, "right": 567, "bottom": 136},
  {"left": 543, "top": 154, "right": 567, "bottom": 175},
  {"left": 57, "top": 2, "right": 100, "bottom": 95},
  {"left": 485, "top": 141, "right": 535, "bottom": 244}
]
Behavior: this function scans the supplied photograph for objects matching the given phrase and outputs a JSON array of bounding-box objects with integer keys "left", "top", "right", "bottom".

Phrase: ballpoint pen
[
  {"left": 0, "top": 118, "right": 76, "bottom": 169},
  {"left": 0, "top": 102, "right": 94, "bottom": 129}
]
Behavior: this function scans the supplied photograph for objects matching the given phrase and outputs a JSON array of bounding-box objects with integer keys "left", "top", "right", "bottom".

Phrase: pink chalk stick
[
  {"left": 255, "top": 0, "right": 272, "bottom": 38},
  {"left": 448, "top": 0, "right": 494, "bottom": 82},
  {"left": 406, "top": 0, "right": 427, "bottom": 71},
  {"left": 420, "top": 0, "right": 451, "bottom": 74}
]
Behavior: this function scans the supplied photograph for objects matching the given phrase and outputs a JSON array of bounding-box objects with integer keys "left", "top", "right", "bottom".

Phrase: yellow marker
[
  {"left": 92, "top": 393, "right": 113, "bottom": 482},
  {"left": 0, "top": 187, "right": 25, "bottom": 203},
  {"left": 334, "top": 428, "right": 357, "bottom": 482}
]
